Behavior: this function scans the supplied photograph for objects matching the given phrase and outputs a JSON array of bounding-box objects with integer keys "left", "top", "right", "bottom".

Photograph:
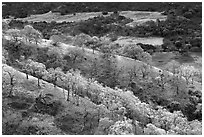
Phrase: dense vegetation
[
  {"left": 6, "top": 2, "right": 201, "bottom": 54},
  {"left": 3, "top": 2, "right": 201, "bottom": 18},
  {"left": 2, "top": 2, "right": 202, "bottom": 135}
]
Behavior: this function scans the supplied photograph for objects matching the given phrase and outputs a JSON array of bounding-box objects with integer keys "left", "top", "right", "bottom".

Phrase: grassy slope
[
  {"left": 17, "top": 11, "right": 112, "bottom": 23},
  {"left": 4, "top": 31, "right": 202, "bottom": 107},
  {"left": 120, "top": 11, "right": 167, "bottom": 27},
  {"left": 2, "top": 64, "right": 109, "bottom": 135},
  {"left": 4, "top": 34, "right": 201, "bottom": 102},
  {"left": 3, "top": 64, "right": 202, "bottom": 135},
  {"left": 16, "top": 10, "right": 167, "bottom": 26},
  {"left": 57, "top": 40, "right": 201, "bottom": 106},
  {"left": 115, "top": 36, "right": 164, "bottom": 46}
]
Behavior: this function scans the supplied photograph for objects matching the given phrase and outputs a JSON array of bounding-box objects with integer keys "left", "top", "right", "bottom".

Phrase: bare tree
[
  {"left": 155, "top": 70, "right": 170, "bottom": 92},
  {"left": 3, "top": 69, "right": 16, "bottom": 97},
  {"left": 180, "top": 65, "right": 198, "bottom": 85},
  {"left": 138, "top": 64, "right": 151, "bottom": 80},
  {"left": 43, "top": 67, "right": 64, "bottom": 88},
  {"left": 22, "top": 25, "right": 42, "bottom": 44},
  {"left": 27, "top": 60, "right": 47, "bottom": 88}
]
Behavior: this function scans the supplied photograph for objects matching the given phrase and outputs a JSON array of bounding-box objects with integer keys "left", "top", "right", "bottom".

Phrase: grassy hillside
[
  {"left": 2, "top": 64, "right": 109, "bottom": 134},
  {"left": 2, "top": 3, "right": 202, "bottom": 134},
  {"left": 3, "top": 29, "right": 201, "bottom": 122},
  {"left": 2, "top": 63, "right": 202, "bottom": 135}
]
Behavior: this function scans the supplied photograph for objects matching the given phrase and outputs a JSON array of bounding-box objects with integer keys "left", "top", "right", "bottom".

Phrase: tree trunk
[
  {"left": 76, "top": 96, "right": 79, "bottom": 106},
  {"left": 54, "top": 77, "right": 57, "bottom": 88},
  {"left": 53, "top": 82, "right": 56, "bottom": 88},
  {"left": 26, "top": 73, "right": 29, "bottom": 79},
  {"left": 67, "top": 87, "right": 70, "bottom": 101},
  {"left": 37, "top": 78, "right": 40, "bottom": 88},
  {"left": 9, "top": 85, "right": 14, "bottom": 97}
]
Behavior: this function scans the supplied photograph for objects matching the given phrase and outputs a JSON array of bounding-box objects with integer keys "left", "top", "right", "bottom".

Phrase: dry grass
[
  {"left": 17, "top": 10, "right": 166, "bottom": 26},
  {"left": 115, "top": 36, "right": 164, "bottom": 46},
  {"left": 120, "top": 11, "right": 167, "bottom": 27},
  {"left": 17, "top": 11, "right": 111, "bottom": 23}
]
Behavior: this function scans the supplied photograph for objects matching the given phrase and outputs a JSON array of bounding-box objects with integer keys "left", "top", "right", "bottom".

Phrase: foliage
[
  {"left": 43, "top": 67, "right": 64, "bottom": 87},
  {"left": 25, "top": 59, "right": 47, "bottom": 87},
  {"left": 108, "top": 118, "right": 134, "bottom": 135},
  {"left": 3, "top": 2, "right": 201, "bottom": 19},
  {"left": 2, "top": 68, "right": 17, "bottom": 97},
  {"left": 44, "top": 49, "right": 66, "bottom": 69},
  {"left": 50, "top": 35, "right": 64, "bottom": 46},
  {"left": 73, "top": 33, "right": 92, "bottom": 47},
  {"left": 96, "top": 52, "right": 121, "bottom": 88},
  {"left": 21, "top": 25, "right": 42, "bottom": 44},
  {"left": 122, "top": 44, "right": 152, "bottom": 64},
  {"left": 179, "top": 64, "right": 199, "bottom": 85},
  {"left": 122, "top": 44, "right": 143, "bottom": 60},
  {"left": 6, "top": 28, "right": 22, "bottom": 42},
  {"left": 164, "top": 60, "right": 180, "bottom": 74},
  {"left": 144, "top": 123, "right": 166, "bottom": 135},
  {"left": 63, "top": 47, "right": 86, "bottom": 71},
  {"left": 2, "top": 2, "right": 202, "bottom": 134},
  {"left": 94, "top": 117, "right": 114, "bottom": 135}
]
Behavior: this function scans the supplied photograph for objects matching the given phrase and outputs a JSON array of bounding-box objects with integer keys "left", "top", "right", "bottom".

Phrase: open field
[
  {"left": 115, "top": 36, "right": 164, "bottom": 46},
  {"left": 152, "top": 51, "right": 202, "bottom": 86},
  {"left": 152, "top": 52, "right": 202, "bottom": 71},
  {"left": 17, "top": 11, "right": 111, "bottom": 23},
  {"left": 17, "top": 10, "right": 166, "bottom": 26},
  {"left": 120, "top": 11, "right": 167, "bottom": 27}
]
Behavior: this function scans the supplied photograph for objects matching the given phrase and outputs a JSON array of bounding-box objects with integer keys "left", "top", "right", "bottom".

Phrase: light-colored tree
[
  {"left": 140, "top": 52, "right": 152, "bottom": 64},
  {"left": 6, "top": 29, "right": 21, "bottom": 42},
  {"left": 50, "top": 35, "right": 64, "bottom": 46},
  {"left": 2, "top": 47, "right": 9, "bottom": 64},
  {"left": 164, "top": 60, "right": 180, "bottom": 75},
  {"left": 108, "top": 118, "right": 134, "bottom": 135},
  {"left": 127, "top": 65, "right": 139, "bottom": 84},
  {"left": 22, "top": 25, "right": 34, "bottom": 43},
  {"left": 138, "top": 64, "right": 151, "bottom": 80},
  {"left": 32, "top": 30, "right": 42, "bottom": 45},
  {"left": 73, "top": 33, "right": 92, "bottom": 50},
  {"left": 2, "top": 67, "right": 16, "bottom": 97},
  {"left": 28, "top": 59, "right": 47, "bottom": 87},
  {"left": 85, "top": 36, "right": 100, "bottom": 54},
  {"left": 21, "top": 59, "right": 33, "bottom": 79},
  {"left": 22, "top": 25, "right": 42, "bottom": 44},
  {"left": 66, "top": 47, "right": 85, "bottom": 65},
  {"left": 154, "top": 70, "right": 171, "bottom": 92},
  {"left": 164, "top": 60, "right": 183, "bottom": 94},
  {"left": 179, "top": 64, "right": 199, "bottom": 85},
  {"left": 43, "top": 67, "right": 64, "bottom": 87},
  {"left": 144, "top": 123, "right": 166, "bottom": 135},
  {"left": 58, "top": 72, "right": 72, "bottom": 101},
  {"left": 94, "top": 117, "right": 114, "bottom": 135},
  {"left": 122, "top": 44, "right": 144, "bottom": 61}
]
